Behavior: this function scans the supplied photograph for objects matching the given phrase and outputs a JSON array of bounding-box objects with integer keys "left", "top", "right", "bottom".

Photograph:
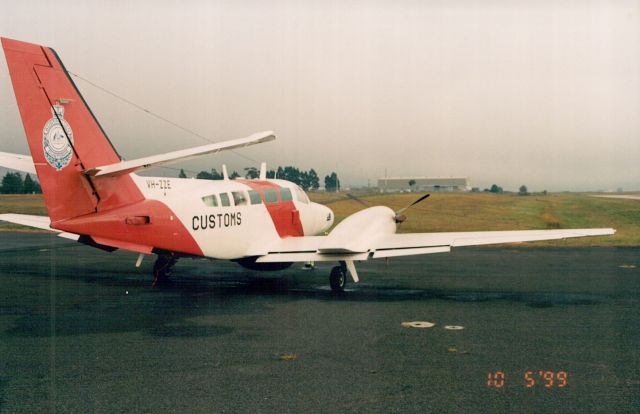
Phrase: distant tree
[
  {"left": 281, "top": 166, "right": 301, "bottom": 184},
  {"left": 230, "top": 170, "right": 240, "bottom": 179},
  {"left": 196, "top": 169, "right": 223, "bottom": 180},
  {"left": 1, "top": 172, "right": 23, "bottom": 194},
  {"left": 299, "top": 170, "right": 310, "bottom": 189},
  {"left": 518, "top": 185, "right": 529, "bottom": 196},
  {"left": 250, "top": 165, "right": 319, "bottom": 190},
  {"left": 244, "top": 167, "right": 259, "bottom": 179},
  {"left": 178, "top": 169, "right": 187, "bottom": 178},
  {"left": 324, "top": 172, "right": 340, "bottom": 192},
  {"left": 196, "top": 170, "right": 213, "bottom": 180},
  {"left": 490, "top": 184, "right": 503, "bottom": 193},
  {"left": 408, "top": 179, "right": 416, "bottom": 191},
  {"left": 22, "top": 173, "right": 41, "bottom": 194},
  {"left": 307, "top": 169, "right": 320, "bottom": 190}
]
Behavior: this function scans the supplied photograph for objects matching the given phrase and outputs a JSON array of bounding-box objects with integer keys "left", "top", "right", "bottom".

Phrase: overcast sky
[{"left": 1, "top": 0, "right": 638, "bottom": 191}]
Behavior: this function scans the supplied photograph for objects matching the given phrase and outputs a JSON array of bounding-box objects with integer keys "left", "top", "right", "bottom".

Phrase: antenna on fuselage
[
  {"left": 222, "top": 164, "right": 230, "bottom": 180},
  {"left": 259, "top": 162, "right": 267, "bottom": 180}
]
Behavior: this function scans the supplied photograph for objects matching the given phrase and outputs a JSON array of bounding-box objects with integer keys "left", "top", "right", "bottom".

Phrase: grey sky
[{"left": 1, "top": 0, "right": 638, "bottom": 191}]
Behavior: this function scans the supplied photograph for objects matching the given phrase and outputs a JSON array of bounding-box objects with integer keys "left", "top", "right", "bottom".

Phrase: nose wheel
[{"left": 329, "top": 265, "right": 347, "bottom": 292}]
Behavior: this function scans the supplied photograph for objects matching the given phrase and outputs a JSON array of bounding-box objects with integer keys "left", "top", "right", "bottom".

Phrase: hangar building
[{"left": 378, "top": 177, "right": 471, "bottom": 192}]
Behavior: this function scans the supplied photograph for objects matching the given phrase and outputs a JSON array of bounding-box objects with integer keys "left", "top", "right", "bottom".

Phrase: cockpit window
[
  {"left": 264, "top": 189, "right": 278, "bottom": 203},
  {"left": 248, "top": 190, "right": 262, "bottom": 205},
  {"left": 219, "top": 193, "right": 231, "bottom": 207},
  {"left": 280, "top": 188, "right": 293, "bottom": 202},
  {"left": 294, "top": 186, "right": 309, "bottom": 204},
  {"left": 202, "top": 194, "right": 218, "bottom": 207},
  {"left": 232, "top": 191, "right": 248, "bottom": 206}
]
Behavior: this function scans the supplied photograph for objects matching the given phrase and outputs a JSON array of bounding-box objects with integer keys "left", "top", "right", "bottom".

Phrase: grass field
[
  {"left": 1, "top": 192, "right": 639, "bottom": 245},
  {"left": 309, "top": 191, "right": 640, "bottom": 246}
]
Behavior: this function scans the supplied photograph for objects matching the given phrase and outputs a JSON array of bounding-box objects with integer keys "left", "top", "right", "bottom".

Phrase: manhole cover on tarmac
[{"left": 401, "top": 321, "right": 436, "bottom": 329}]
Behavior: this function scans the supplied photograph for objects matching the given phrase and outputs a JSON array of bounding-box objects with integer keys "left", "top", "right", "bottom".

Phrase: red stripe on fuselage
[
  {"left": 53, "top": 199, "right": 204, "bottom": 256},
  {"left": 237, "top": 180, "right": 304, "bottom": 238}
]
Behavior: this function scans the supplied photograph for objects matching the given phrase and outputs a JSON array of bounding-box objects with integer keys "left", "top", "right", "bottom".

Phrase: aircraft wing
[
  {"left": 0, "top": 214, "right": 79, "bottom": 240},
  {"left": 84, "top": 131, "right": 275, "bottom": 178},
  {"left": 369, "top": 228, "right": 615, "bottom": 258},
  {"left": 256, "top": 228, "right": 615, "bottom": 263},
  {"left": 0, "top": 152, "right": 36, "bottom": 174}
]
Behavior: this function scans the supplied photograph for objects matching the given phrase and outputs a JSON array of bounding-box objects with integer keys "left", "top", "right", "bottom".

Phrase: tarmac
[{"left": 0, "top": 232, "right": 638, "bottom": 413}]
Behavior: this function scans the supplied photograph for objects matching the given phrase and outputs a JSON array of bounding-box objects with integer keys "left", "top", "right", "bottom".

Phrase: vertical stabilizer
[{"left": 1, "top": 37, "right": 142, "bottom": 222}]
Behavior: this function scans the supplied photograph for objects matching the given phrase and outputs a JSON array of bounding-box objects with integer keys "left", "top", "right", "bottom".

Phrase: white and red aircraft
[{"left": 0, "top": 38, "right": 615, "bottom": 291}]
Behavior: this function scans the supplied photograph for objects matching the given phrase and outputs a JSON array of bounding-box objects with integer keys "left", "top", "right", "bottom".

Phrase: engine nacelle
[
  {"left": 319, "top": 206, "right": 396, "bottom": 254},
  {"left": 235, "top": 257, "right": 293, "bottom": 271}
]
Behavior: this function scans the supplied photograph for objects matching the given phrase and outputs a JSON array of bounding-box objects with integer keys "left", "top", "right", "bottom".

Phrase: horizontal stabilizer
[
  {"left": 0, "top": 152, "right": 36, "bottom": 174},
  {"left": 0, "top": 213, "right": 79, "bottom": 240},
  {"left": 84, "top": 131, "right": 276, "bottom": 178}
]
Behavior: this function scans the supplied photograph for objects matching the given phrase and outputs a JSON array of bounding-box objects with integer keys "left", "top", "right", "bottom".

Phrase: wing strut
[{"left": 345, "top": 260, "right": 359, "bottom": 283}]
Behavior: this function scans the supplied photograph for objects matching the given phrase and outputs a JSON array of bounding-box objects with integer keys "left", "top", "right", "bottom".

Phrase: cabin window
[
  {"left": 202, "top": 194, "right": 218, "bottom": 207},
  {"left": 294, "top": 186, "right": 309, "bottom": 204},
  {"left": 219, "top": 192, "right": 231, "bottom": 207},
  {"left": 248, "top": 190, "right": 262, "bottom": 205},
  {"left": 264, "top": 189, "right": 278, "bottom": 203},
  {"left": 280, "top": 188, "right": 293, "bottom": 201},
  {"left": 232, "top": 191, "right": 248, "bottom": 206}
]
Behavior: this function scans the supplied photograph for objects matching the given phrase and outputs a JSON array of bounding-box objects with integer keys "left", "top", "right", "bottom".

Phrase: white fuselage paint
[{"left": 131, "top": 175, "right": 333, "bottom": 259}]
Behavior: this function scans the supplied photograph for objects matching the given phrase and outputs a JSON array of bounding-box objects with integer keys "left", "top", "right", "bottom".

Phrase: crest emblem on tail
[{"left": 42, "top": 103, "right": 74, "bottom": 170}]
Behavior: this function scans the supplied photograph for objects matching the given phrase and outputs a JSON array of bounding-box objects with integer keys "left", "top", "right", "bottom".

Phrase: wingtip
[{"left": 260, "top": 131, "right": 277, "bottom": 141}]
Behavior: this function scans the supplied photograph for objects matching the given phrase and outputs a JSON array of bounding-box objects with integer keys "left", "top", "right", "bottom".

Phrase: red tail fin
[{"left": 2, "top": 37, "right": 142, "bottom": 223}]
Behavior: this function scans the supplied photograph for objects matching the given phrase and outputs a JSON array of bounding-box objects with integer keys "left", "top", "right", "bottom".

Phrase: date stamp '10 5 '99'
[{"left": 487, "top": 371, "right": 568, "bottom": 389}]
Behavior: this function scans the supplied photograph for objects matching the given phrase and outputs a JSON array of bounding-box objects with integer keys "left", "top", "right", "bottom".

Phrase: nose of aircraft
[
  {"left": 319, "top": 204, "right": 334, "bottom": 232},
  {"left": 309, "top": 202, "right": 334, "bottom": 235}
]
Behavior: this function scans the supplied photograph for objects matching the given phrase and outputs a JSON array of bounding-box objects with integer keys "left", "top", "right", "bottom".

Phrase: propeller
[
  {"left": 345, "top": 193, "right": 370, "bottom": 208},
  {"left": 345, "top": 192, "right": 430, "bottom": 224},
  {"left": 394, "top": 194, "right": 430, "bottom": 223}
]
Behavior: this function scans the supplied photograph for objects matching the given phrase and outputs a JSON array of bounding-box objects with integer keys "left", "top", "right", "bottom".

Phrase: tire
[
  {"left": 329, "top": 266, "right": 347, "bottom": 292},
  {"left": 152, "top": 255, "right": 176, "bottom": 285}
]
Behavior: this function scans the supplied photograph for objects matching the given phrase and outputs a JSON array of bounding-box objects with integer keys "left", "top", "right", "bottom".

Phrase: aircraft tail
[{"left": 1, "top": 37, "right": 143, "bottom": 223}]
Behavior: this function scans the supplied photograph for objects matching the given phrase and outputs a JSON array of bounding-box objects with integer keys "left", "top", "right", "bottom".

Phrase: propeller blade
[
  {"left": 396, "top": 194, "right": 430, "bottom": 214},
  {"left": 345, "top": 193, "right": 370, "bottom": 208}
]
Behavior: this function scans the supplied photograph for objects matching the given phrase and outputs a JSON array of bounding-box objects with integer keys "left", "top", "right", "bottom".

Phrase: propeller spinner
[{"left": 394, "top": 193, "right": 430, "bottom": 223}]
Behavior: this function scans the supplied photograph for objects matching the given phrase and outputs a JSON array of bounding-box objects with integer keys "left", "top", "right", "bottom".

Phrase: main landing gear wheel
[
  {"left": 152, "top": 254, "right": 178, "bottom": 287},
  {"left": 329, "top": 265, "right": 347, "bottom": 292}
]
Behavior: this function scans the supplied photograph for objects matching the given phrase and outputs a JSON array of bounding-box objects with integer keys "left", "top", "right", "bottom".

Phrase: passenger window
[
  {"left": 201, "top": 194, "right": 218, "bottom": 207},
  {"left": 219, "top": 193, "right": 231, "bottom": 207},
  {"left": 248, "top": 190, "right": 262, "bottom": 205},
  {"left": 295, "top": 187, "right": 309, "bottom": 204},
  {"left": 232, "top": 191, "right": 248, "bottom": 206},
  {"left": 280, "top": 188, "right": 293, "bottom": 201},
  {"left": 263, "top": 189, "right": 278, "bottom": 203}
]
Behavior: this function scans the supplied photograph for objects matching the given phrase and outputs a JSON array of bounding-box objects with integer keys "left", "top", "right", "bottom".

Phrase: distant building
[{"left": 378, "top": 177, "right": 471, "bottom": 192}]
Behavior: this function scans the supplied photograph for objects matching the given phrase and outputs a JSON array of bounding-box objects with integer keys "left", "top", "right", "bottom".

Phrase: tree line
[
  {"left": 0, "top": 167, "right": 341, "bottom": 195},
  {"left": 183, "top": 166, "right": 341, "bottom": 192},
  {"left": 1, "top": 172, "right": 42, "bottom": 194},
  {"left": 481, "top": 184, "right": 538, "bottom": 196}
]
